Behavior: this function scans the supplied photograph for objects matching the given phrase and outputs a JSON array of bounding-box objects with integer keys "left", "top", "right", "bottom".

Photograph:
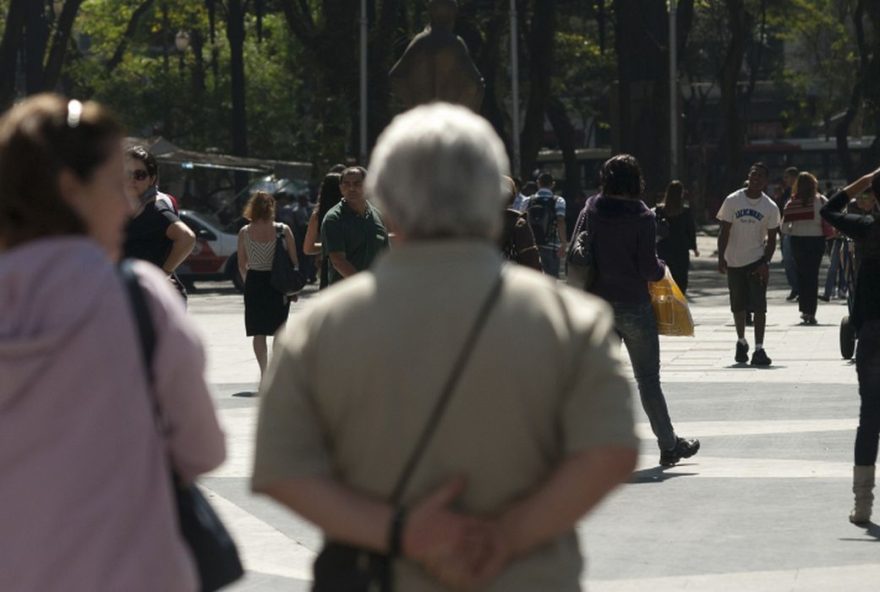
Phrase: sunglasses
[{"left": 126, "top": 169, "right": 150, "bottom": 181}]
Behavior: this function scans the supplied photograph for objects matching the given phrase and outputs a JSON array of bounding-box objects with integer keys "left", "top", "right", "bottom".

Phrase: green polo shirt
[{"left": 321, "top": 200, "right": 390, "bottom": 285}]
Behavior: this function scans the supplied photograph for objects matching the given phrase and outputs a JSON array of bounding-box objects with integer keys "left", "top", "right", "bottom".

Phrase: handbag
[
  {"left": 120, "top": 261, "right": 245, "bottom": 592},
  {"left": 270, "top": 224, "right": 306, "bottom": 295},
  {"left": 312, "top": 270, "right": 507, "bottom": 592},
  {"left": 566, "top": 196, "right": 598, "bottom": 292}
]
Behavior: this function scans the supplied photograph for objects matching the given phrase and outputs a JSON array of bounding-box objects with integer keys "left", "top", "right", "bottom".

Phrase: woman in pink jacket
[{"left": 0, "top": 95, "right": 226, "bottom": 590}]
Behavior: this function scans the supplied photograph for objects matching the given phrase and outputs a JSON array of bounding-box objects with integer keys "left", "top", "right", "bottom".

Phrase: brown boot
[{"left": 849, "top": 465, "right": 875, "bottom": 525}]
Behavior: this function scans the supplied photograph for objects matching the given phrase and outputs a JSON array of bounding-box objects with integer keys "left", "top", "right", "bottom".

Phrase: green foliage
[{"left": 776, "top": 0, "right": 859, "bottom": 135}]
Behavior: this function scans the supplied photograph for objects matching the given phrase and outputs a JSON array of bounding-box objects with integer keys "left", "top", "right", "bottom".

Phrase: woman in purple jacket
[
  {"left": 577, "top": 155, "right": 699, "bottom": 467},
  {"left": 0, "top": 95, "right": 225, "bottom": 591}
]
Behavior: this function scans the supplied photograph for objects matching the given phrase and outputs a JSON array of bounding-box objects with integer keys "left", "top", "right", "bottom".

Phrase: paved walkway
[{"left": 187, "top": 238, "right": 877, "bottom": 591}]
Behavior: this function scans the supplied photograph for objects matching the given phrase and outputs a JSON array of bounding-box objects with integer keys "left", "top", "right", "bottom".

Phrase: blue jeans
[
  {"left": 538, "top": 246, "right": 560, "bottom": 278},
  {"left": 781, "top": 234, "right": 798, "bottom": 293},
  {"left": 824, "top": 238, "right": 846, "bottom": 297},
  {"left": 612, "top": 301, "right": 677, "bottom": 450}
]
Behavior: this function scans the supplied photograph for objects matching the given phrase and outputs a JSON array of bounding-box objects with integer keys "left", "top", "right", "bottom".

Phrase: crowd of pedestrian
[{"left": 2, "top": 92, "right": 880, "bottom": 590}]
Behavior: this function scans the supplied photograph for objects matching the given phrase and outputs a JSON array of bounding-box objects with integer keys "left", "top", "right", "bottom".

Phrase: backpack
[{"left": 526, "top": 194, "right": 557, "bottom": 246}]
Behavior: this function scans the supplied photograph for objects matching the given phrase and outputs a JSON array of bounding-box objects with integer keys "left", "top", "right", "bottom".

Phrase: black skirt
[{"left": 244, "top": 270, "right": 290, "bottom": 336}]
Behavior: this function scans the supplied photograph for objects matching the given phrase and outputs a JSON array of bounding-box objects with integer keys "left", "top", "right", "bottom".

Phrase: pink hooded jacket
[{"left": 0, "top": 238, "right": 225, "bottom": 591}]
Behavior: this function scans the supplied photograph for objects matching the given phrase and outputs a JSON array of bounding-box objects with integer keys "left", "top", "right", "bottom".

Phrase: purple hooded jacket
[
  {"left": 575, "top": 194, "right": 666, "bottom": 304},
  {"left": 0, "top": 238, "right": 225, "bottom": 591}
]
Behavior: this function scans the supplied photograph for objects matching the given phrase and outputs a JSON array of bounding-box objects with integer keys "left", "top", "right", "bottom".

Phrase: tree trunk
[
  {"left": 106, "top": 0, "right": 156, "bottom": 73},
  {"left": 0, "top": 0, "right": 28, "bottom": 109},
  {"left": 546, "top": 97, "right": 581, "bottom": 200},
  {"left": 42, "top": 0, "right": 85, "bottom": 92},
  {"left": 226, "top": 0, "right": 248, "bottom": 158},
  {"left": 718, "top": 0, "right": 748, "bottom": 193},
  {"left": 23, "top": 0, "right": 50, "bottom": 94},
  {"left": 612, "top": 0, "right": 669, "bottom": 196},
  {"left": 519, "top": 0, "right": 557, "bottom": 178}
]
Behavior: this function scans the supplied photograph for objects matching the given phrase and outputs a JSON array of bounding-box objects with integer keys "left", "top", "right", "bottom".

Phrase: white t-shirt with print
[{"left": 716, "top": 188, "right": 781, "bottom": 268}]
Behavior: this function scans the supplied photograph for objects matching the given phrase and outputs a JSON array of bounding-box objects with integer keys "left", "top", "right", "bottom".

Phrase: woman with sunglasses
[
  {"left": 0, "top": 94, "right": 225, "bottom": 590},
  {"left": 123, "top": 145, "right": 195, "bottom": 300}
]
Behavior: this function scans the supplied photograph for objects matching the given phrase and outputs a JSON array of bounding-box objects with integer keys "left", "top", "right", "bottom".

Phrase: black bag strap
[
  {"left": 390, "top": 269, "right": 506, "bottom": 504},
  {"left": 119, "top": 260, "right": 164, "bottom": 427}
]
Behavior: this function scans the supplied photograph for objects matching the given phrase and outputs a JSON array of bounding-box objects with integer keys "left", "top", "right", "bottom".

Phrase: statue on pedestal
[{"left": 389, "top": 0, "right": 485, "bottom": 112}]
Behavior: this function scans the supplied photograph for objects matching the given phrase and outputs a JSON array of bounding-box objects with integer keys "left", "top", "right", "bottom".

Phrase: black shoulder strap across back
[
  {"left": 390, "top": 269, "right": 506, "bottom": 504},
  {"left": 119, "top": 260, "right": 163, "bottom": 427}
]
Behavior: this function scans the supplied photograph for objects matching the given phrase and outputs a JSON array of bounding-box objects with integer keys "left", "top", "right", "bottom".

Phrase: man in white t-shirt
[{"left": 717, "top": 162, "right": 781, "bottom": 366}]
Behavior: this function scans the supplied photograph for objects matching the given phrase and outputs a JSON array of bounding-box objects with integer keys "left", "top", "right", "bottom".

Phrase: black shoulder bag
[
  {"left": 312, "top": 270, "right": 506, "bottom": 592},
  {"left": 270, "top": 224, "right": 306, "bottom": 295},
  {"left": 120, "top": 261, "right": 244, "bottom": 592},
  {"left": 566, "top": 196, "right": 598, "bottom": 292}
]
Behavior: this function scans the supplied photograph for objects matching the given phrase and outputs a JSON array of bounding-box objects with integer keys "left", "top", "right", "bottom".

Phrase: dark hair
[
  {"left": 600, "top": 154, "right": 644, "bottom": 197},
  {"left": 660, "top": 180, "right": 684, "bottom": 215},
  {"left": 316, "top": 173, "right": 343, "bottom": 231},
  {"left": 750, "top": 162, "right": 770, "bottom": 176},
  {"left": 537, "top": 172, "right": 554, "bottom": 188},
  {"left": 522, "top": 181, "right": 538, "bottom": 196},
  {"left": 329, "top": 163, "right": 346, "bottom": 173},
  {"left": 340, "top": 166, "right": 367, "bottom": 182},
  {"left": 243, "top": 191, "right": 276, "bottom": 222},
  {"left": 125, "top": 145, "right": 158, "bottom": 180},
  {"left": 784, "top": 166, "right": 798, "bottom": 177},
  {"left": 0, "top": 94, "right": 123, "bottom": 249}
]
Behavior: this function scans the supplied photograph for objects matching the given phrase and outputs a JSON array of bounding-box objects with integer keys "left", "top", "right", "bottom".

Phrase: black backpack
[{"left": 526, "top": 194, "right": 557, "bottom": 246}]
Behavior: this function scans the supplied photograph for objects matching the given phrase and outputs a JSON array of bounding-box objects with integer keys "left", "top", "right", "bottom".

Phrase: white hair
[{"left": 366, "top": 103, "right": 510, "bottom": 240}]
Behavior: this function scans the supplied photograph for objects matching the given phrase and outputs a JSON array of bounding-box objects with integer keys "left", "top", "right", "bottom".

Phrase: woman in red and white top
[{"left": 782, "top": 171, "right": 829, "bottom": 325}]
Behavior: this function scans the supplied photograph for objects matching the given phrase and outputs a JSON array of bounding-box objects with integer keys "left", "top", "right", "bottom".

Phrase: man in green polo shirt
[{"left": 321, "top": 166, "right": 390, "bottom": 285}]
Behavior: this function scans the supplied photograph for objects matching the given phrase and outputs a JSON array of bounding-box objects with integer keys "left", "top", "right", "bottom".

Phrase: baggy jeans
[{"left": 612, "top": 301, "right": 677, "bottom": 451}]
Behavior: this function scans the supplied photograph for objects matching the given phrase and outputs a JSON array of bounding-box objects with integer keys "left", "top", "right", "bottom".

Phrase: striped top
[{"left": 244, "top": 224, "right": 281, "bottom": 271}]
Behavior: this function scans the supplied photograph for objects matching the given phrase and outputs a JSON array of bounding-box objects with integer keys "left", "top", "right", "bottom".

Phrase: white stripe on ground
[
  {"left": 635, "top": 455, "right": 851, "bottom": 478},
  {"left": 586, "top": 563, "right": 880, "bottom": 592},
  {"left": 636, "top": 418, "right": 856, "bottom": 439}
]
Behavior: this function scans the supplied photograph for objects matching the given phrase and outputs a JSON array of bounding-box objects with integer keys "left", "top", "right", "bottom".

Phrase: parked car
[{"left": 177, "top": 210, "right": 243, "bottom": 291}]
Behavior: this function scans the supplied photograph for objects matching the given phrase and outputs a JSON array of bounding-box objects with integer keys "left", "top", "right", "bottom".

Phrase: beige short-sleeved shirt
[{"left": 252, "top": 241, "right": 638, "bottom": 592}]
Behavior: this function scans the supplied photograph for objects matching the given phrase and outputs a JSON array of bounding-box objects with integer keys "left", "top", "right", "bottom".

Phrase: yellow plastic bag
[{"left": 648, "top": 268, "right": 694, "bottom": 337}]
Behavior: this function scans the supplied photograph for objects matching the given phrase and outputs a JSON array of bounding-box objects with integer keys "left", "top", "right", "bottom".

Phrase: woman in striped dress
[{"left": 237, "top": 192, "right": 299, "bottom": 377}]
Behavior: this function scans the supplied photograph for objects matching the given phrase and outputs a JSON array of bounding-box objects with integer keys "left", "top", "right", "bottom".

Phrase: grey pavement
[{"left": 188, "top": 235, "right": 877, "bottom": 591}]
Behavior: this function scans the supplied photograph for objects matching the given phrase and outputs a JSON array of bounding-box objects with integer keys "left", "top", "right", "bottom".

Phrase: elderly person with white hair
[{"left": 251, "top": 103, "right": 639, "bottom": 591}]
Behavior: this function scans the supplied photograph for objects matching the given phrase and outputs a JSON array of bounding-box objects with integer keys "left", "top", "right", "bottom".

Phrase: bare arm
[
  {"left": 329, "top": 252, "right": 358, "bottom": 278},
  {"left": 842, "top": 166, "right": 880, "bottom": 199},
  {"left": 163, "top": 221, "right": 196, "bottom": 274},
  {"left": 717, "top": 221, "right": 731, "bottom": 274},
  {"left": 255, "top": 475, "right": 490, "bottom": 586},
  {"left": 237, "top": 228, "right": 248, "bottom": 281},
  {"left": 556, "top": 215, "right": 569, "bottom": 257},
  {"left": 283, "top": 225, "right": 300, "bottom": 267},
  {"left": 763, "top": 227, "right": 778, "bottom": 264},
  {"left": 494, "top": 447, "right": 637, "bottom": 562},
  {"left": 303, "top": 212, "right": 321, "bottom": 256}
]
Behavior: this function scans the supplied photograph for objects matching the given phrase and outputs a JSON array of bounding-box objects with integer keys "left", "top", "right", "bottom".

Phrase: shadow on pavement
[
  {"left": 629, "top": 465, "right": 699, "bottom": 484},
  {"left": 839, "top": 521, "right": 880, "bottom": 542},
  {"left": 232, "top": 391, "right": 258, "bottom": 398}
]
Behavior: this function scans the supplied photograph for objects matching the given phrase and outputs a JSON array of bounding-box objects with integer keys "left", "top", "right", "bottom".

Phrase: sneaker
[
  {"left": 735, "top": 341, "right": 749, "bottom": 364},
  {"left": 786, "top": 290, "right": 799, "bottom": 302},
  {"left": 818, "top": 294, "right": 831, "bottom": 302},
  {"left": 660, "top": 437, "right": 701, "bottom": 467},
  {"left": 750, "top": 348, "right": 772, "bottom": 366},
  {"left": 804, "top": 316, "right": 818, "bottom": 326}
]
